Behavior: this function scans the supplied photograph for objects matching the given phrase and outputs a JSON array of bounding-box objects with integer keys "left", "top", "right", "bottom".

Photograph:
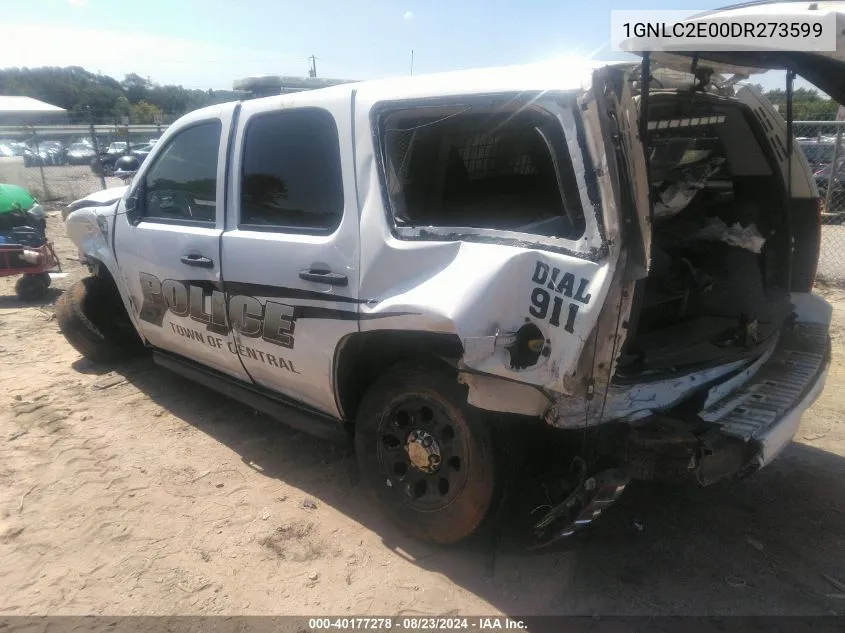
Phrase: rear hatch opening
[{"left": 617, "top": 88, "right": 795, "bottom": 382}]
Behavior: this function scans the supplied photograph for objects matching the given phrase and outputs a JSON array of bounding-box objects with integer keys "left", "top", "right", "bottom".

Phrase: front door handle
[
  {"left": 299, "top": 269, "right": 348, "bottom": 286},
  {"left": 180, "top": 254, "right": 214, "bottom": 268}
]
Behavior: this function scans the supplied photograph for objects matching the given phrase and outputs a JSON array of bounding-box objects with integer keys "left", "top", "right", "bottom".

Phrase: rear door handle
[
  {"left": 299, "top": 269, "right": 348, "bottom": 286},
  {"left": 180, "top": 254, "right": 214, "bottom": 268}
]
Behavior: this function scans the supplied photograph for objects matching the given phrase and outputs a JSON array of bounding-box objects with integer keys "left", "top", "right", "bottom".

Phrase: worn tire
[
  {"left": 15, "top": 274, "right": 49, "bottom": 301},
  {"left": 55, "top": 276, "right": 143, "bottom": 364},
  {"left": 354, "top": 364, "right": 498, "bottom": 544}
]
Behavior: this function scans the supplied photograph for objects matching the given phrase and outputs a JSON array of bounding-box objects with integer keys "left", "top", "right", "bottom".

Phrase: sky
[{"left": 0, "top": 0, "right": 816, "bottom": 92}]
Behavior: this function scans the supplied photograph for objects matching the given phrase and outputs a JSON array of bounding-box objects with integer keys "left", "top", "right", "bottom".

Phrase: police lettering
[{"left": 138, "top": 272, "right": 295, "bottom": 349}]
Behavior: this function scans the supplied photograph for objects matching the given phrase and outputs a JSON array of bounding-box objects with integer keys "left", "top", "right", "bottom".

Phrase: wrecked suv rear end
[
  {"left": 352, "top": 60, "right": 830, "bottom": 544},
  {"left": 587, "top": 82, "right": 830, "bottom": 498}
]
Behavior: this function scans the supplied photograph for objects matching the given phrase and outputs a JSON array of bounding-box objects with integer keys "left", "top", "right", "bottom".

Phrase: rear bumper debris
[{"left": 622, "top": 322, "right": 831, "bottom": 485}]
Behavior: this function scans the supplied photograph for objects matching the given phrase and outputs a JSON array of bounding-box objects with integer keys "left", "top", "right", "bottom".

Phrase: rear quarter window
[{"left": 375, "top": 93, "right": 590, "bottom": 241}]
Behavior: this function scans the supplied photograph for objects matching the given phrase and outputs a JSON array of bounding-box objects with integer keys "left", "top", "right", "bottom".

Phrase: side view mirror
[{"left": 125, "top": 179, "right": 145, "bottom": 224}]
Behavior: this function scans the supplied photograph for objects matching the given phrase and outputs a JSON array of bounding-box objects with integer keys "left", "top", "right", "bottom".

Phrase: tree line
[
  {"left": 744, "top": 84, "right": 839, "bottom": 120},
  {"left": 0, "top": 67, "right": 240, "bottom": 124},
  {"left": 0, "top": 67, "right": 840, "bottom": 124}
]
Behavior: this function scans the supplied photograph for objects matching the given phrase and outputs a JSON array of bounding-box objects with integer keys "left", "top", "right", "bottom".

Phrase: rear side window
[
  {"left": 377, "top": 96, "right": 586, "bottom": 240},
  {"left": 142, "top": 121, "right": 220, "bottom": 224},
  {"left": 240, "top": 109, "right": 343, "bottom": 232}
]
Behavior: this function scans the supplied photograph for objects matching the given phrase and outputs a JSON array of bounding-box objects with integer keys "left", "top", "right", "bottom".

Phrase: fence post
[
  {"left": 825, "top": 125, "right": 843, "bottom": 214},
  {"left": 32, "top": 129, "right": 50, "bottom": 201},
  {"left": 90, "top": 122, "right": 107, "bottom": 190},
  {"left": 123, "top": 114, "right": 131, "bottom": 153},
  {"left": 88, "top": 110, "right": 107, "bottom": 190}
]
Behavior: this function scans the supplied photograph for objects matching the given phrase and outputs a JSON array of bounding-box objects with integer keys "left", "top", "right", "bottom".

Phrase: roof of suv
[
  {"left": 342, "top": 58, "right": 629, "bottom": 102},
  {"left": 189, "top": 59, "right": 632, "bottom": 121}
]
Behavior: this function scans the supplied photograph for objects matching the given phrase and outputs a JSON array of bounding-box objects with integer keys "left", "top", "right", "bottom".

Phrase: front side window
[
  {"left": 142, "top": 121, "right": 221, "bottom": 223},
  {"left": 239, "top": 109, "right": 343, "bottom": 232},
  {"left": 377, "top": 95, "right": 587, "bottom": 240}
]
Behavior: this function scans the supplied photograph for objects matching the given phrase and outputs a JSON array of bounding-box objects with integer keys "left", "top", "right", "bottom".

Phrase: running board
[{"left": 152, "top": 350, "right": 350, "bottom": 444}]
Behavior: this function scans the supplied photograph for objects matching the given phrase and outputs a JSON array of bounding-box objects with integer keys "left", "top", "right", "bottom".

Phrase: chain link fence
[
  {"left": 0, "top": 117, "right": 169, "bottom": 203},
  {"left": 794, "top": 121, "right": 845, "bottom": 281}
]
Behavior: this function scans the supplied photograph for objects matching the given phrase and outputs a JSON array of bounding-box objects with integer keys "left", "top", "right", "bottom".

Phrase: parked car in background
[
  {"left": 0, "top": 139, "right": 26, "bottom": 157},
  {"left": 129, "top": 143, "right": 155, "bottom": 165},
  {"left": 107, "top": 141, "right": 128, "bottom": 154},
  {"left": 3, "top": 141, "right": 29, "bottom": 157},
  {"left": 92, "top": 141, "right": 131, "bottom": 176},
  {"left": 23, "top": 141, "right": 66, "bottom": 167},
  {"left": 798, "top": 137, "right": 839, "bottom": 173},
  {"left": 66, "top": 142, "right": 98, "bottom": 166}
]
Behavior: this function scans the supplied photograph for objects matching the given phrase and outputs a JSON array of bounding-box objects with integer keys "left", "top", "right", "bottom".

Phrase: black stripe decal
[
  {"left": 224, "top": 281, "right": 368, "bottom": 304},
  {"left": 180, "top": 280, "right": 416, "bottom": 321},
  {"left": 293, "top": 306, "right": 415, "bottom": 321}
]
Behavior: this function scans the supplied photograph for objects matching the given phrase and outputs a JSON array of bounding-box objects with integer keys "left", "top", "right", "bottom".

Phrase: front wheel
[
  {"left": 55, "top": 276, "right": 144, "bottom": 364},
  {"left": 354, "top": 364, "right": 498, "bottom": 544}
]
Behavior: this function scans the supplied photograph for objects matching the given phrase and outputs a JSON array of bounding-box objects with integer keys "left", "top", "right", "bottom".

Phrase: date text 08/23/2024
[{"left": 306, "top": 617, "right": 527, "bottom": 630}]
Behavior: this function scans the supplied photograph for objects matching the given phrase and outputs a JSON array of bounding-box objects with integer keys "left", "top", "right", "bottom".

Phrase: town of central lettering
[{"left": 169, "top": 322, "right": 300, "bottom": 374}]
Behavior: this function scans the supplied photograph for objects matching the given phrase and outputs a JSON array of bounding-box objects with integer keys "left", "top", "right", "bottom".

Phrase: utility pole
[
  {"left": 308, "top": 55, "right": 318, "bottom": 78},
  {"left": 410, "top": 50, "right": 414, "bottom": 76}
]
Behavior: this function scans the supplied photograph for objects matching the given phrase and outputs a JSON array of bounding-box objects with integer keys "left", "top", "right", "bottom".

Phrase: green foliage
[
  {"left": 726, "top": 82, "right": 837, "bottom": 120},
  {"left": 0, "top": 66, "right": 241, "bottom": 123},
  {"left": 130, "top": 100, "right": 164, "bottom": 124},
  {"left": 762, "top": 87, "right": 840, "bottom": 120}
]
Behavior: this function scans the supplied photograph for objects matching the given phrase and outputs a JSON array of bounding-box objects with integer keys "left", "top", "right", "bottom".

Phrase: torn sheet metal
[
  {"left": 547, "top": 358, "right": 750, "bottom": 428},
  {"left": 458, "top": 372, "right": 550, "bottom": 416},
  {"left": 358, "top": 239, "right": 610, "bottom": 393},
  {"left": 548, "top": 325, "right": 781, "bottom": 429}
]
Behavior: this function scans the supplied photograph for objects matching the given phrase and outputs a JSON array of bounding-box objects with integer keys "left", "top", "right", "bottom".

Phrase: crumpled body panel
[{"left": 358, "top": 239, "right": 612, "bottom": 395}]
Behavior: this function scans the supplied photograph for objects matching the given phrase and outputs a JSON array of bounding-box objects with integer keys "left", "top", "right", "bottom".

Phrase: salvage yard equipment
[
  {"left": 0, "top": 182, "right": 59, "bottom": 300},
  {"left": 0, "top": 241, "right": 61, "bottom": 300}
]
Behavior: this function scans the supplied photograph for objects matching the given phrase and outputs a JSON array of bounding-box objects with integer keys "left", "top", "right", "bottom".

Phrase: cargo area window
[
  {"left": 239, "top": 109, "right": 343, "bottom": 232},
  {"left": 378, "top": 97, "right": 586, "bottom": 240}
]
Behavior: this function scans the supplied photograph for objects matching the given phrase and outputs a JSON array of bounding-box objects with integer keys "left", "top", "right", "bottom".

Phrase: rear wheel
[
  {"left": 354, "top": 364, "right": 498, "bottom": 544},
  {"left": 55, "top": 276, "right": 144, "bottom": 364}
]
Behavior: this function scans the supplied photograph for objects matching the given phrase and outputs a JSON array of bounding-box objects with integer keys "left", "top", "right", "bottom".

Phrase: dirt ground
[{"left": 1, "top": 202, "right": 844, "bottom": 618}]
